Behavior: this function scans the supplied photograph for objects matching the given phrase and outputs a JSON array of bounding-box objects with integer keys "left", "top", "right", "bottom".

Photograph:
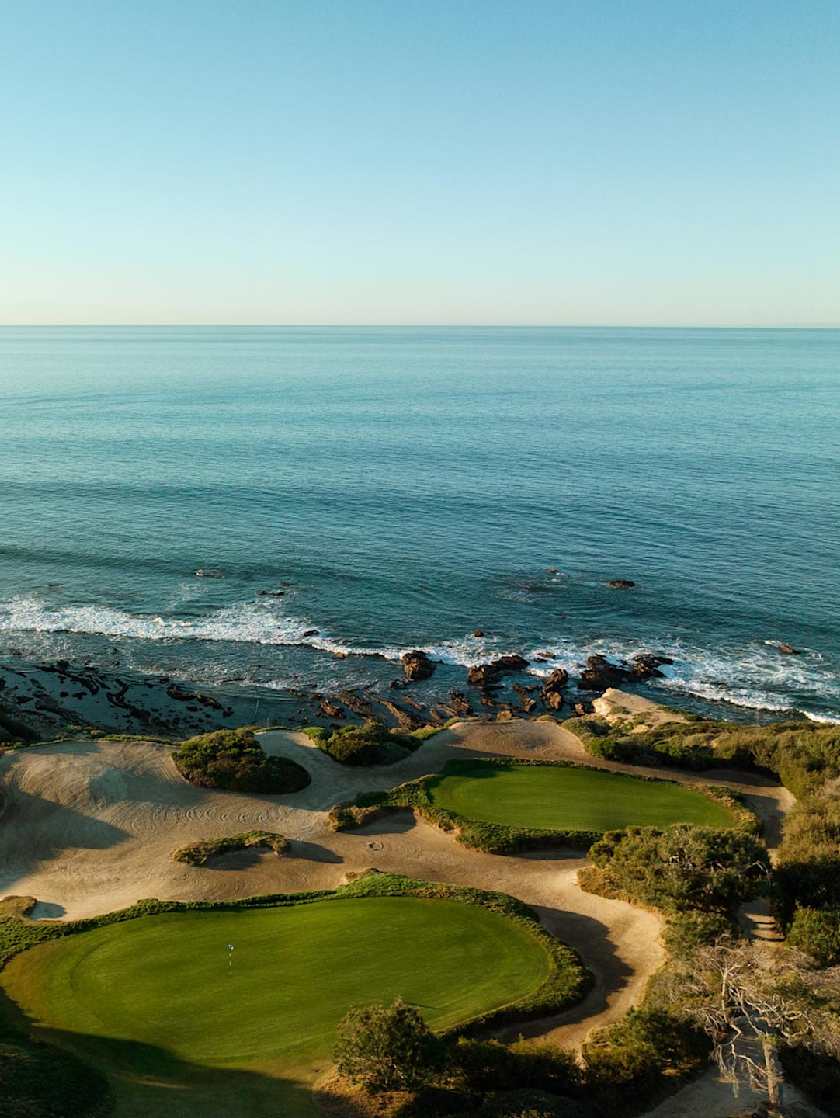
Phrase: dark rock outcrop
[
  {"left": 776, "top": 642, "right": 801, "bottom": 655},
  {"left": 466, "top": 654, "right": 529, "bottom": 689},
  {"left": 473, "top": 629, "right": 485, "bottom": 637},
  {"left": 401, "top": 650, "right": 436, "bottom": 682},
  {"left": 512, "top": 684, "right": 537, "bottom": 714},
  {"left": 578, "top": 655, "right": 631, "bottom": 691},
  {"left": 540, "top": 667, "right": 569, "bottom": 709},
  {"left": 607, "top": 579, "right": 635, "bottom": 589},
  {"left": 448, "top": 690, "right": 473, "bottom": 716},
  {"left": 631, "top": 653, "right": 673, "bottom": 680},
  {"left": 319, "top": 698, "right": 345, "bottom": 719}
]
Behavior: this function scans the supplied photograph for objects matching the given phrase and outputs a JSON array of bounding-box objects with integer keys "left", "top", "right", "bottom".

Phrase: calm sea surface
[{"left": 1, "top": 326, "right": 838, "bottom": 719}]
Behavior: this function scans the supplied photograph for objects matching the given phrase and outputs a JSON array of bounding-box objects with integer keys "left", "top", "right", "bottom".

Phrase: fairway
[
  {"left": 1, "top": 896, "right": 552, "bottom": 1100},
  {"left": 427, "top": 761, "right": 737, "bottom": 831}
]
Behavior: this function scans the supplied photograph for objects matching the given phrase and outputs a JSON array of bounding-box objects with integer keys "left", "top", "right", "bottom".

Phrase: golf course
[
  {"left": 0, "top": 708, "right": 796, "bottom": 1118},
  {"left": 425, "top": 759, "right": 738, "bottom": 832},
  {"left": 0, "top": 889, "right": 567, "bottom": 1116}
]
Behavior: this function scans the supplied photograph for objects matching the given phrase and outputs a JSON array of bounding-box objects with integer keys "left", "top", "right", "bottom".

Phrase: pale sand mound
[
  {"left": 0, "top": 717, "right": 793, "bottom": 1053},
  {"left": 592, "top": 687, "right": 687, "bottom": 729}
]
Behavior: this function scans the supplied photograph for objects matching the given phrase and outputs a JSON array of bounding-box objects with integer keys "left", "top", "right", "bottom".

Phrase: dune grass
[
  {"left": 426, "top": 760, "right": 738, "bottom": 832},
  {"left": 1, "top": 890, "right": 560, "bottom": 1116}
]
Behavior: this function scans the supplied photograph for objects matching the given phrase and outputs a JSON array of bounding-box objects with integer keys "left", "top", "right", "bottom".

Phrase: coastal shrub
[
  {"left": 451, "top": 1038, "right": 578, "bottom": 1096},
  {"left": 568, "top": 716, "right": 719, "bottom": 770},
  {"left": 334, "top": 998, "right": 446, "bottom": 1091},
  {"left": 780, "top": 1046, "right": 840, "bottom": 1117},
  {"left": 172, "top": 728, "right": 310, "bottom": 793},
  {"left": 462, "top": 1089, "right": 589, "bottom": 1117},
  {"left": 587, "top": 825, "right": 770, "bottom": 913},
  {"left": 786, "top": 906, "right": 840, "bottom": 966},
  {"left": 172, "top": 830, "right": 288, "bottom": 865},
  {"left": 0, "top": 1029, "right": 112, "bottom": 1118},
  {"left": 662, "top": 909, "right": 733, "bottom": 957},
  {"left": 306, "top": 720, "right": 424, "bottom": 766},
  {"left": 570, "top": 716, "right": 840, "bottom": 794},
  {"left": 775, "top": 790, "right": 840, "bottom": 921},
  {"left": 581, "top": 1009, "right": 709, "bottom": 1110}
]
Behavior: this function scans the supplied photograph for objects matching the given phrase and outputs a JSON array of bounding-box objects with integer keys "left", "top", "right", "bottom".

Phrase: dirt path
[{"left": 0, "top": 715, "right": 792, "bottom": 1055}]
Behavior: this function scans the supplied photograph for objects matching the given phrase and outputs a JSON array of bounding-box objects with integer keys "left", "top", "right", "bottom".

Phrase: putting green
[
  {"left": 427, "top": 761, "right": 737, "bottom": 831},
  {"left": 1, "top": 896, "right": 553, "bottom": 1113}
]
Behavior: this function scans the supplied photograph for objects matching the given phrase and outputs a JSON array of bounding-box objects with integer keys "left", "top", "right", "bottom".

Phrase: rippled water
[{"left": 1, "top": 326, "right": 838, "bottom": 719}]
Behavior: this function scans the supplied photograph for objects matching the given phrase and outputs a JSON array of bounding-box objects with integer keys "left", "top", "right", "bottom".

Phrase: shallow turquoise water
[{"left": 1, "top": 326, "right": 838, "bottom": 719}]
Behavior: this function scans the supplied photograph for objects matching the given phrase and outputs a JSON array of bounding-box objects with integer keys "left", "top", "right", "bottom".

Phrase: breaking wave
[{"left": 1, "top": 595, "right": 838, "bottom": 722}]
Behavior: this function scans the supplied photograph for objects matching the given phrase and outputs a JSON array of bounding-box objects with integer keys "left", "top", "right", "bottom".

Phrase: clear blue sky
[{"left": 2, "top": 1, "right": 838, "bottom": 325}]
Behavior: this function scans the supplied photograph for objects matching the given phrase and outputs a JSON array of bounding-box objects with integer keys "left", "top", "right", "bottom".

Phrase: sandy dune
[{"left": 0, "top": 715, "right": 791, "bottom": 1056}]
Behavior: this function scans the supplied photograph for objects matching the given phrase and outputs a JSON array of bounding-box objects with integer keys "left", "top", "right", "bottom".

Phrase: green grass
[
  {"left": 427, "top": 761, "right": 738, "bottom": 832},
  {"left": 1, "top": 894, "right": 554, "bottom": 1116}
]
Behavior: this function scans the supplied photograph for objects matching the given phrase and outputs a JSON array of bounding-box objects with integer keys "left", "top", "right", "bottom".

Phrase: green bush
[
  {"left": 451, "top": 1038, "right": 578, "bottom": 1096},
  {"left": 334, "top": 998, "right": 446, "bottom": 1090},
  {"left": 582, "top": 1009, "right": 709, "bottom": 1110},
  {"left": 172, "top": 728, "right": 310, "bottom": 793},
  {"left": 588, "top": 825, "right": 769, "bottom": 914},
  {"left": 786, "top": 906, "right": 840, "bottom": 966},
  {"left": 172, "top": 830, "right": 288, "bottom": 865},
  {"left": 570, "top": 716, "right": 840, "bottom": 795},
  {"left": 663, "top": 909, "right": 733, "bottom": 957},
  {"left": 775, "top": 791, "right": 840, "bottom": 921},
  {"left": 307, "top": 720, "right": 424, "bottom": 766}
]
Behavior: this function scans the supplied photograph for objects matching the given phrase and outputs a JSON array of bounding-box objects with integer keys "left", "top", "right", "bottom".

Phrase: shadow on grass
[{"left": 0, "top": 979, "right": 336, "bottom": 1118}]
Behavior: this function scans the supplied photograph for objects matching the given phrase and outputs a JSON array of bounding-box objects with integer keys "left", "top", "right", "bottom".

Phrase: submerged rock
[
  {"left": 775, "top": 642, "right": 801, "bottom": 655},
  {"left": 607, "top": 578, "right": 635, "bottom": 589}
]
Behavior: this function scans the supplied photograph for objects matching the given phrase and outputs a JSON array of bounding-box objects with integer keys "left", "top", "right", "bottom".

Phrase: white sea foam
[{"left": 2, "top": 595, "right": 838, "bottom": 719}]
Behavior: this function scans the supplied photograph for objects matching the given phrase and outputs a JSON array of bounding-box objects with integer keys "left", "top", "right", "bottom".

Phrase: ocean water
[{"left": 1, "top": 325, "right": 838, "bottom": 721}]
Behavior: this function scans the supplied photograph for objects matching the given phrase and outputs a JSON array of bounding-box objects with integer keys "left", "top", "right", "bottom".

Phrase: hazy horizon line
[{"left": 2, "top": 322, "right": 840, "bottom": 330}]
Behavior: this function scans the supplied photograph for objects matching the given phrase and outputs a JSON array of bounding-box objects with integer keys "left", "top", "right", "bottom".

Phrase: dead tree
[{"left": 664, "top": 941, "right": 840, "bottom": 1116}]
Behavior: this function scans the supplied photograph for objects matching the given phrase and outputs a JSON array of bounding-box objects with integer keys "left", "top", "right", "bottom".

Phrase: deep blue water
[{"left": 1, "top": 326, "right": 838, "bottom": 719}]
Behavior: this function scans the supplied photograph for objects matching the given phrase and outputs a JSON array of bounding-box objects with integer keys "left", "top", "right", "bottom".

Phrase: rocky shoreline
[{"left": 0, "top": 645, "right": 708, "bottom": 744}]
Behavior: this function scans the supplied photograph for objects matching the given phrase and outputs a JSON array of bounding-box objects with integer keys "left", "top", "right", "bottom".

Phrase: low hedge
[
  {"left": 329, "top": 757, "right": 755, "bottom": 855},
  {"left": 0, "top": 873, "right": 589, "bottom": 1033},
  {"left": 172, "top": 728, "right": 310, "bottom": 793},
  {"left": 172, "top": 830, "right": 289, "bottom": 865}
]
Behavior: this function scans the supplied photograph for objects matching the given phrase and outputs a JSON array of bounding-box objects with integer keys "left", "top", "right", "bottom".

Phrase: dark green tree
[{"left": 334, "top": 998, "right": 444, "bottom": 1091}]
